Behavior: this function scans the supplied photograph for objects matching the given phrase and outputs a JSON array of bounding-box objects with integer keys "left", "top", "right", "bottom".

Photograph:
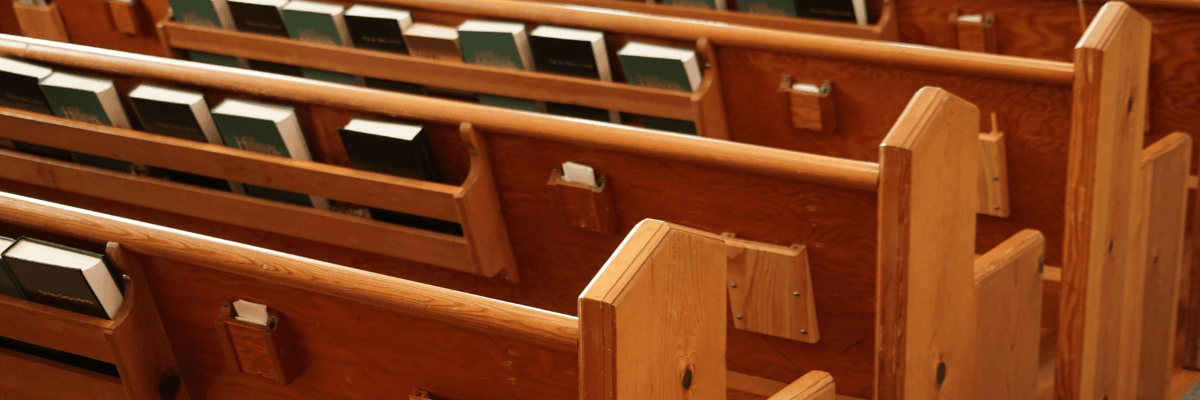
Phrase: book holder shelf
[
  {"left": 0, "top": 242, "right": 187, "bottom": 400},
  {"left": 0, "top": 107, "right": 519, "bottom": 280},
  {"left": 155, "top": 14, "right": 731, "bottom": 139}
]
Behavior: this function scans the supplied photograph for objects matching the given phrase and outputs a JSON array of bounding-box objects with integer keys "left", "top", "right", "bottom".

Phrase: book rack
[
  {"left": 0, "top": 108, "right": 518, "bottom": 279},
  {"left": 0, "top": 242, "right": 187, "bottom": 400},
  {"left": 155, "top": 14, "right": 731, "bottom": 139}
]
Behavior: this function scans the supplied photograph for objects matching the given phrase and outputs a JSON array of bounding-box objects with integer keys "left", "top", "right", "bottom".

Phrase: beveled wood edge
[
  {"left": 0, "top": 34, "right": 881, "bottom": 192},
  {"left": 693, "top": 37, "right": 731, "bottom": 140},
  {"left": 1142, "top": 132, "right": 1193, "bottom": 164},
  {"left": 766, "top": 370, "right": 836, "bottom": 400},
  {"left": 0, "top": 109, "right": 463, "bottom": 222},
  {"left": 973, "top": 229, "right": 1046, "bottom": 283},
  {"left": 456, "top": 123, "right": 519, "bottom": 280},
  {"left": 0, "top": 191, "right": 581, "bottom": 351},
  {"left": 0, "top": 149, "right": 477, "bottom": 272},
  {"left": 157, "top": 20, "right": 698, "bottom": 120},
  {"left": 363, "top": 0, "right": 1073, "bottom": 84}
]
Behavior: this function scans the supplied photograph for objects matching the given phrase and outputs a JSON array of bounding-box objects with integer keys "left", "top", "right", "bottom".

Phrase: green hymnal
[
  {"left": 459, "top": 20, "right": 542, "bottom": 111},
  {"left": 654, "top": 0, "right": 726, "bottom": 10},
  {"left": 618, "top": 42, "right": 702, "bottom": 134},
  {"left": 281, "top": 0, "right": 351, "bottom": 46},
  {"left": 39, "top": 72, "right": 141, "bottom": 172},
  {"left": 212, "top": 98, "right": 329, "bottom": 209},
  {"left": 169, "top": 0, "right": 235, "bottom": 28},
  {"left": 735, "top": 0, "right": 797, "bottom": 16}
]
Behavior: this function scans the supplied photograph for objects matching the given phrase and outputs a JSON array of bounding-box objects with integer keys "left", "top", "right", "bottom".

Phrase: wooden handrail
[
  {"left": 0, "top": 191, "right": 581, "bottom": 351},
  {"left": 0, "top": 34, "right": 881, "bottom": 192}
]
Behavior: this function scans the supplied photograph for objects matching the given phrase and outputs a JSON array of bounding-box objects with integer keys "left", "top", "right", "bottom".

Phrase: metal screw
[
  {"left": 730, "top": 282, "right": 738, "bottom": 288},
  {"left": 800, "top": 329, "right": 807, "bottom": 335},
  {"left": 992, "top": 176, "right": 999, "bottom": 181},
  {"left": 793, "top": 291, "right": 800, "bottom": 297},
  {"left": 993, "top": 205, "right": 1000, "bottom": 210},
  {"left": 736, "top": 314, "right": 743, "bottom": 320},
  {"left": 936, "top": 362, "right": 947, "bottom": 385}
]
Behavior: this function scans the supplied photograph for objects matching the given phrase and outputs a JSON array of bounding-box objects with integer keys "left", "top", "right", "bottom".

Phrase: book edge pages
[
  {"left": 97, "top": 85, "right": 132, "bottom": 129},
  {"left": 274, "top": 113, "right": 330, "bottom": 210},
  {"left": 683, "top": 52, "right": 702, "bottom": 92},
  {"left": 590, "top": 35, "right": 612, "bottom": 82},
  {"left": 80, "top": 259, "right": 123, "bottom": 319},
  {"left": 852, "top": 0, "right": 867, "bottom": 25},
  {"left": 211, "top": 0, "right": 236, "bottom": 30}
]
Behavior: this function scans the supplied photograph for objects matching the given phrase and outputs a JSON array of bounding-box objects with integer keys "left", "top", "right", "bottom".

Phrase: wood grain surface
[{"left": 973, "top": 229, "right": 1045, "bottom": 400}]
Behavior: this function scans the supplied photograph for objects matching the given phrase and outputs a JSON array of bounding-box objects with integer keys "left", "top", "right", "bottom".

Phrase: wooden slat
[
  {"left": 0, "top": 109, "right": 462, "bottom": 222},
  {"left": 766, "top": 371, "right": 836, "bottom": 400},
  {"left": 1056, "top": 3, "right": 1152, "bottom": 400},
  {"left": 158, "top": 21, "right": 698, "bottom": 120},
  {"left": 0, "top": 191, "right": 580, "bottom": 352},
  {"left": 579, "top": 220, "right": 726, "bottom": 400},
  {"left": 0, "top": 148, "right": 476, "bottom": 272},
  {"left": 725, "top": 236, "right": 818, "bottom": 343},
  {"left": 977, "top": 127, "right": 1010, "bottom": 217},
  {"left": 876, "top": 87, "right": 979, "bottom": 400},
  {"left": 974, "top": 229, "right": 1045, "bottom": 400},
  {"left": 0, "top": 347, "right": 124, "bottom": 400},
  {"left": 0, "top": 294, "right": 116, "bottom": 365},
  {"left": 1124, "top": 133, "right": 1191, "bottom": 399},
  {"left": 456, "top": 124, "right": 518, "bottom": 279}
]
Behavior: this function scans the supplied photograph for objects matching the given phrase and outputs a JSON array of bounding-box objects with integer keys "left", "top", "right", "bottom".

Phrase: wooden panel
[
  {"left": 0, "top": 347, "right": 124, "bottom": 400},
  {"left": 1056, "top": 4, "right": 1152, "bottom": 400},
  {"left": 579, "top": 220, "right": 725, "bottom": 400},
  {"left": 974, "top": 229, "right": 1045, "bottom": 400},
  {"left": 105, "top": 0, "right": 139, "bottom": 35},
  {"left": 456, "top": 124, "right": 518, "bottom": 279},
  {"left": 766, "top": 371, "right": 836, "bottom": 400},
  {"left": 11, "top": 2, "right": 67, "bottom": 42},
  {"left": 725, "top": 235, "right": 818, "bottom": 343},
  {"left": 0, "top": 287, "right": 117, "bottom": 365},
  {"left": 1125, "top": 133, "right": 1191, "bottom": 399},
  {"left": 876, "top": 87, "right": 979, "bottom": 400}
]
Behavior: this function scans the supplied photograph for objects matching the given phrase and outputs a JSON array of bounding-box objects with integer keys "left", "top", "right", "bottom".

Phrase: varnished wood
[
  {"left": 876, "top": 87, "right": 979, "bottom": 399},
  {"left": 693, "top": 37, "right": 730, "bottom": 140},
  {"left": 11, "top": 2, "right": 67, "bottom": 42},
  {"left": 973, "top": 229, "right": 1045, "bottom": 400},
  {"left": 579, "top": 220, "right": 726, "bottom": 400},
  {"left": 105, "top": 0, "right": 139, "bottom": 35},
  {"left": 1124, "top": 133, "right": 1191, "bottom": 399},
  {"left": 0, "top": 347, "right": 125, "bottom": 400},
  {"left": 546, "top": 169, "right": 618, "bottom": 234},
  {"left": 766, "top": 371, "right": 836, "bottom": 400},
  {"left": 1056, "top": 3, "right": 1152, "bottom": 400},
  {"left": 0, "top": 191, "right": 582, "bottom": 353},
  {"left": 977, "top": 124, "right": 1010, "bottom": 217},
  {"left": 725, "top": 235, "right": 818, "bottom": 343},
  {"left": 456, "top": 124, "right": 518, "bottom": 279}
]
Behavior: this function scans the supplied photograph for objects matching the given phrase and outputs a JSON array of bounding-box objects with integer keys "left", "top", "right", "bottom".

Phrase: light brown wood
[
  {"left": 766, "top": 371, "right": 836, "bottom": 400},
  {"left": 1124, "top": 132, "right": 1191, "bottom": 400},
  {"left": 456, "top": 124, "right": 518, "bottom": 279},
  {"left": 1056, "top": 3, "right": 1152, "bottom": 400},
  {"left": 546, "top": 169, "right": 618, "bottom": 234},
  {"left": 786, "top": 81, "right": 835, "bottom": 132},
  {"left": 105, "top": 0, "right": 139, "bottom": 35},
  {"left": 693, "top": 37, "right": 730, "bottom": 140},
  {"left": 973, "top": 229, "right": 1045, "bottom": 400},
  {"left": 104, "top": 244, "right": 192, "bottom": 400},
  {"left": 579, "top": 220, "right": 726, "bottom": 400},
  {"left": 724, "top": 234, "right": 818, "bottom": 343},
  {"left": 0, "top": 288, "right": 118, "bottom": 364},
  {"left": 11, "top": 2, "right": 68, "bottom": 42},
  {"left": 0, "top": 191, "right": 582, "bottom": 353},
  {"left": 0, "top": 347, "right": 124, "bottom": 400},
  {"left": 950, "top": 11, "right": 998, "bottom": 53},
  {"left": 977, "top": 116, "right": 1010, "bottom": 217},
  {"left": 876, "top": 87, "right": 979, "bottom": 400}
]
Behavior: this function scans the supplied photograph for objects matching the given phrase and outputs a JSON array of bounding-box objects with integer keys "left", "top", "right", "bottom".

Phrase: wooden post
[
  {"left": 973, "top": 229, "right": 1045, "bottom": 400},
  {"left": 876, "top": 87, "right": 980, "bottom": 400},
  {"left": 1056, "top": 3, "right": 1151, "bottom": 400},
  {"left": 579, "top": 220, "right": 726, "bottom": 400},
  {"left": 1125, "top": 133, "right": 1191, "bottom": 399}
]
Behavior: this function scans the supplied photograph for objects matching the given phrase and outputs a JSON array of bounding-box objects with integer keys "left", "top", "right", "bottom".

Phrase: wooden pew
[{"left": 0, "top": 81, "right": 974, "bottom": 398}]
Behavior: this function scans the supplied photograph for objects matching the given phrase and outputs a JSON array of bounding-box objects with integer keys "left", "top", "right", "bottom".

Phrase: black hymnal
[
  {"left": 0, "top": 236, "right": 20, "bottom": 299},
  {"left": 2, "top": 238, "right": 124, "bottom": 320},
  {"left": 547, "top": 103, "right": 615, "bottom": 123},
  {"left": 0, "top": 56, "right": 74, "bottom": 162},
  {"left": 128, "top": 84, "right": 241, "bottom": 192},
  {"left": 228, "top": 0, "right": 290, "bottom": 37},
  {"left": 801, "top": 0, "right": 866, "bottom": 23},
  {"left": 247, "top": 59, "right": 304, "bottom": 77},
  {"left": 528, "top": 26, "right": 611, "bottom": 81},
  {"left": 344, "top": 4, "right": 413, "bottom": 54},
  {"left": 339, "top": 118, "right": 462, "bottom": 235}
]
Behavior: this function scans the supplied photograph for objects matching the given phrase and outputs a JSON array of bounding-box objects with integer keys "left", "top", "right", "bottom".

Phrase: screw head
[
  {"left": 792, "top": 291, "right": 800, "bottom": 297},
  {"left": 800, "top": 329, "right": 807, "bottom": 334},
  {"left": 993, "top": 205, "right": 1000, "bottom": 210},
  {"left": 730, "top": 282, "right": 738, "bottom": 288},
  {"left": 992, "top": 176, "right": 999, "bottom": 181},
  {"left": 735, "top": 314, "right": 743, "bottom": 320}
]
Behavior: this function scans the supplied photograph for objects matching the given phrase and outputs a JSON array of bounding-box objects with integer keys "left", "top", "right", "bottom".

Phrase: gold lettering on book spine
[
  {"left": 635, "top": 75, "right": 685, "bottom": 91},
  {"left": 471, "top": 49, "right": 518, "bottom": 70},
  {"left": 61, "top": 107, "right": 104, "bottom": 124},
  {"left": 37, "top": 290, "right": 97, "bottom": 306},
  {"left": 235, "top": 136, "right": 284, "bottom": 156},
  {"left": 298, "top": 28, "right": 338, "bottom": 45}
]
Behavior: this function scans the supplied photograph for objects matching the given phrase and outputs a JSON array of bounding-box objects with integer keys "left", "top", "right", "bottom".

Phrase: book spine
[{"left": 0, "top": 258, "right": 27, "bottom": 300}]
